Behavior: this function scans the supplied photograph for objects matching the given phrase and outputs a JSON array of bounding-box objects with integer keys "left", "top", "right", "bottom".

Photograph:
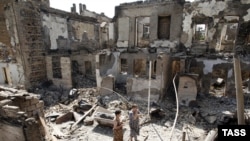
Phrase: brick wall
[
  {"left": 0, "top": 0, "right": 13, "bottom": 60},
  {"left": 4, "top": 1, "right": 47, "bottom": 88},
  {"left": 46, "top": 56, "right": 73, "bottom": 89},
  {"left": 11, "top": 95, "right": 44, "bottom": 117},
  {"left": 0, "top": 87, "right": 45, "bottom": 141}
]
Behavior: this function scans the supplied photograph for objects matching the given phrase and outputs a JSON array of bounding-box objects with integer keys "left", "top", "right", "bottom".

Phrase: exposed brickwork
[
  {"left": 0, "top": 0, "right": 13, "bottom": 60},
  {"left": 0, "top": 87, "right": 45, "bottom": 141},
  {"left": 5, "top": 2, "right": 47, "bottom": 88}
]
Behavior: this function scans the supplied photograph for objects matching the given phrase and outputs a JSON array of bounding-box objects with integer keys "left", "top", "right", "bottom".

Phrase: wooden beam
[{"left": 69, "top": 104, "right": 97, "bottom": 133}]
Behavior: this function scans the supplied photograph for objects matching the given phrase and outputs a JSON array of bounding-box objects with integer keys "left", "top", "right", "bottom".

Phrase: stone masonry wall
[
  {"left": 4, "top": 1, "right": 47, "bottom": 88},
  {"left": 0, "top": 0, "right": 14, "bottom": 60},
  {"left": 0, "top": 86, "right": 45, "bottom": 141}
]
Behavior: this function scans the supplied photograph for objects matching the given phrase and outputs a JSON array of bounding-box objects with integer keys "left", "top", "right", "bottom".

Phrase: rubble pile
[
  {"left": 73, "top": 74, "right": 97, "bottom": 88},
  {"left": 0, "top": 86, "right": 51, "bottom": 141},
  {"left": 0, "top": 85, "right": 250, "bottom": 141},
  {"left": 42, "top": 87, "right": 239, "bottom": 141}
]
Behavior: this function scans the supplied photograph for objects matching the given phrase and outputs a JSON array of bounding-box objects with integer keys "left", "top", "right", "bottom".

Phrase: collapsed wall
[
  {"left": 0, "top": 86, "right": 46, "bottom": 141},
  {"left": 181, "top": 0, "right": 250, "bottom": 54}
]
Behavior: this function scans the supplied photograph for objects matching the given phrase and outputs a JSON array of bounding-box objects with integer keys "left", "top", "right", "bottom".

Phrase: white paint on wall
[
  {"left": 197, "top": 0, "right": 227, "bottom": 17},
  {"left": 150, "top": 40, "right": 178, "bottom": 48},
  {"left": 0, "top": 63, "right": 24, "bottom": 86},
  {"left": 42, "top": 14, "right": 68, "bottom": 50},
  {"left": 243, "top": 9, "right": 250, "bottom": 22},
  {"left": 107, "top": 52, "right": 120, "bottom": 77}
]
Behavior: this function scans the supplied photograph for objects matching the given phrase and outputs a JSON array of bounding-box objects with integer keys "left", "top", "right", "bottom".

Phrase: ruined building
[
  {"left": 0, "top": 0, "right": 111, "bottom": 90},
  {"left": 0, "top": 0, "right": 250, "bottom": 105}
]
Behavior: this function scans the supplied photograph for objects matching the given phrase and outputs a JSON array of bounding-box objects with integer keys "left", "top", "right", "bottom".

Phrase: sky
[{"left": 50, "top": 0, "right": 194, "bottom": 18}]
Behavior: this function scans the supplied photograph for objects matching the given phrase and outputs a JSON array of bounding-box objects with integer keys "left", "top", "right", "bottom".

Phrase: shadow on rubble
[
  {"left": 91, "top": 125, "right": 114, "bottom": 137},
  {"left": 28, "top": 80, "right": 72, "bottom": 107}
]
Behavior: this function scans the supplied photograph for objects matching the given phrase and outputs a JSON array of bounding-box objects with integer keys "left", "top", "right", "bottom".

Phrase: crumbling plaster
[
  {"left": 115, "top": 2, "right": 183, "bottom": 49},
  {"left": 182, "top": 0, "right": 228, "bottom": 47},
  {"left": 106, "top": 52, "right": 120, "bottom": 77},
  {"left": 96, "top": 51, "right": 171, "bottom": 101},
  {"left": 191, "top": 57, "right": 250, "bottom": 96},
  {"left": 5, "top": 18, "right": 19, "bottom": 48},
  {"left": 3, "top": 8, "right": 25, "bottom": 87},
  {"left": 0, "top": 63, "right": 24, "bottom": 86},
  {"left": 42, "top": 14, "right": 68, "bottom": 50},
  {"left": 243, "top": 9, "right": 250, "bottom": 22}
]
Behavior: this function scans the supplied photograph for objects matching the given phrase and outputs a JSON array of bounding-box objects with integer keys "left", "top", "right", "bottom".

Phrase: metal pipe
[
  {"left": 148, "top": 61, "right": 152, "bottom": 116},
  {"left": 170, "top": 73, "right": 179, "bottom": 140}
]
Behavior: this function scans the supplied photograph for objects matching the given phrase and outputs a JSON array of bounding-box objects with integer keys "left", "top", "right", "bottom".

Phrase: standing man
[{"left": 129, "top": 104, "right": 140, "bottom": 141}]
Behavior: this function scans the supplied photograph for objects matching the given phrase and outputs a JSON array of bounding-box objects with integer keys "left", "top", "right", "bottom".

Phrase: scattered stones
[{"left": 84, "top": 116, "right": 94, "bottom": 126}]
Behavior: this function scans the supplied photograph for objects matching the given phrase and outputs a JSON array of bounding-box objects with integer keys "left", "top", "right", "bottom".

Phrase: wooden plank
[{"left": 70, "top": 104, "right": 97, "bottom": 130}]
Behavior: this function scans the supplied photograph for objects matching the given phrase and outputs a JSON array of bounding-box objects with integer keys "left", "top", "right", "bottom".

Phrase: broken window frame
[
  {"left": 158, "top": 16, "right": 171, "bottom": 40},
  {"left": 120, "top": 58, "right": 128, "bottom": 74},
  {"left": 193, "top": 23, "right": 207, "bottom": 42}
]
